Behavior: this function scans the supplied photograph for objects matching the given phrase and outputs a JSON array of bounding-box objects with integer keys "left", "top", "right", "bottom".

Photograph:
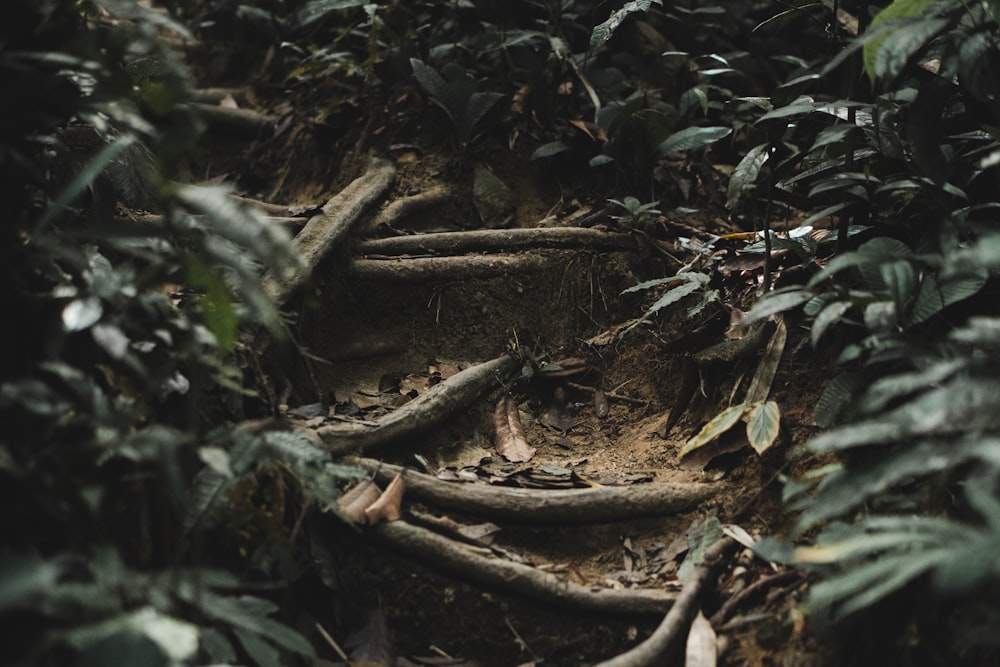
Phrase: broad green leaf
[
  {"left": 233, "top": 627, "right": 280, "bottom": 667},
  {"left": 910, "top": 272, "right": 987, "bottom": 325},
  {"left": 863, "top": 0, "right": 937, "bottom": 84},
  {"left": 872, "top": 17, "right": 948, "bottom": 82},
  {"left": 741, "top": 288, "right": 814, "bottom": 327},
  {"left": 658, "top": 126, "right": 731, "bottom": 154},
  {"left": 63, "top": 297, "right": 104, "bottom": 332},
  {"left": 184, "top": 256, "right": 237, "bottom": 352},
  {"left": 38, "top": 135, "right": 136, "bottom": 230},
  {"left": 811, "top": 301, "right": 852, "bottom": 348},
  {"left": 726, "top": 143, "right": 770, "bottom": 209},
  {"left": 682, "top": 403, "right": 750, "bottom": 456},
  {"left": 745, "top": 401, "right": 780, "bottom": 454},
  {"left": 530, "top": 141, "right": 570, "bottom": 160},
  {"left": 808, "top": 549, "right": 946, "bottom": 618},
  {"left": 293, "top": 0, "right": 368, "bottom": 29},
  {"left": 879, "top": 259, "right": 917, "bottom": 316}
]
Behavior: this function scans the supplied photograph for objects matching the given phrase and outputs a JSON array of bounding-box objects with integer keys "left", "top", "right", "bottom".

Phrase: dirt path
[{"left": 186, "top": 66, "right": 824, "bottom": 666}]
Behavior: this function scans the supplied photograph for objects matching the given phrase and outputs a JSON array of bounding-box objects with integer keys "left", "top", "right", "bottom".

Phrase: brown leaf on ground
[
  {"left": 365, "top": 473, "right": 406, "bottom": 524},
  {"left": 684, "top": 611, "right": 717, "bottom": 667},
  {"left": 493, "top": 395, "right": 535, "bottom": 463},
  {"left": 338, "top": 479, "right": 382, "bottom": 523},
  {"left": 545, "top": 386, "right": 575, "bottom": 432}
]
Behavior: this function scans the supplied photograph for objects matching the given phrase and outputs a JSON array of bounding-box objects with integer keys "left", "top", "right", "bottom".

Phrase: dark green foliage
[
  {"left": 726, "top": 1, "right": 1000, "bottom": 657},
  {"left": 0, "top": 1, "right": 331, "bottom": 665}
]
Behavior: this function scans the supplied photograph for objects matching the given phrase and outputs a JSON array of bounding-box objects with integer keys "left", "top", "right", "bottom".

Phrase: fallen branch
[
  {"left": 594, "top": 537, "right": 735, "bottom": 667},
  {"left": 365, "top": 519, "right": 678, "bottom": 615},
  {"left": 351, "top": 252, "right": 570, "bottom": 283},
  {"left": 351, "top": 459, "right": 720, "bottom": 524},
  {"left": 357, "top": 227, "right": 637, "bottom": 257},
  {"left": 315, "top": 353, "right": 519, "bottom": 455},
  {"left": 265, "top": 155, "right": 396, "bottom": 302}
]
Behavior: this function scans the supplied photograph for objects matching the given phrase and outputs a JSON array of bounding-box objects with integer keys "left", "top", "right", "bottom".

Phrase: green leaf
[
  {"left": 530, "top": 141, "right": 570, "bottom": 160},
  {"left": 590, "top": 0, "right": 662, "bottom": 51},
  {"left": 879, "top": 259, "right": 917, "bottom": 316},
  {"left": 38, "top": 135, "right": 137, "bottom": 230},
  {"left": 293, "top": 0, "right": 368, "bottom": 29},
  {"left": 62, "top": 297, "right": 104, "bottom": 332},
  {"left": 658, "top": 125, "right": 731, "bottom": 154},
  {"left": 727, "top": 143, "right": 771, "bottom": 209},
  {"left": 233, "top": 627, "right": 281, "bottom": 667},
  {"left": 863, "top": 0, "right": 937, "bottom": 84},
  {"left": 0, "top": 554, "right": 61, "bottom": 612},
  {"left": 741, "top": 288, "right": 814, "bottom": 327},
  {"left": 184, "top": 256, "right": 237, "bottom": 353},
  {"left": 682, "top": 403, "right": 750, "bottom": 456},
  {"left": 910, "top": 272, "right": 987, "bottom": 325},
  {"left": 745, "top": 401, "right": 781, "bottom": 454},
  {"left": 811, "top": 301, "right": 852, "bottom": 348},
  {"left": 814, "top": 373, "right": 866, "bottom": 428}
]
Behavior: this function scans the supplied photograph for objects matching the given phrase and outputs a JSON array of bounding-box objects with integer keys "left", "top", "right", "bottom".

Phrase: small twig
[
  {"left": 566, "top": 381, "right": 647, "bottom": 406},
  {"left": 315, "top": 622, "right": 350, "bottom": 662}
]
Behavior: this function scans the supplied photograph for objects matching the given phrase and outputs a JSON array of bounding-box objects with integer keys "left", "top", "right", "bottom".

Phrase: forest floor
[{"left": 181, "top": 32, "right": 832, "bottom": 667}]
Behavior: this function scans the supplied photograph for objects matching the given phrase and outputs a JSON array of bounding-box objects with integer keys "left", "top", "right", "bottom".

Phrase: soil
[{"left": 183, "top": 34, "right": 830, "bottom": 667}]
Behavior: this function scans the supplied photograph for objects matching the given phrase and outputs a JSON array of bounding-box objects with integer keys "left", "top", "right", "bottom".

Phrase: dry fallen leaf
[
  {"left": 684, "top": 610, "right": 717, "bottom": 667},
  {"left": 493, "top": 396, "right": 535, "bottom": 463},
  {"left": 365, "top": 473, "right": 405, "bottom": 525},
  {"left": 338, "top": 479, "right": 382, "bottom": 524}
]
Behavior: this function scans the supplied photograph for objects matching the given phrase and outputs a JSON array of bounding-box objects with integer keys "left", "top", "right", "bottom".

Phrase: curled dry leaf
[
  {"left": 493, "top": 395, "right": 536, "bottom": 463},
  {"left": 365, "top": 473, "right": 406, "bottom": 525},
  {"left": 338, "top": 479, "right": 382, "bottom": 524}
]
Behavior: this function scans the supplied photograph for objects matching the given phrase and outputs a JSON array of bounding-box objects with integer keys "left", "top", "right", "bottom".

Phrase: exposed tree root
[
  {"left": 364, "top": 519, "right": 679, "bottom": 616},
  {"left": 265, "top": 155, "right": 396, "bottom": 302},
  {"left": 190, "top": 102, "right": 275, "bottom": 137},
  {"left": 315, "top": 353, "right": 520, "bottom": 455},
  {"left": 365, "top": 184, "right": 454, "bottom": 232},
  {"left": 351, "top": 459, "right": 720, "bottom": 524},
  {"left": 350, "top": 251, "right": 574, "bottom": 283},
  {"left": 594, "top": 537, "right": 736, "bottom": 667},
  {"left": 357, "top": 227, "right": 637, "bottom": 257}
]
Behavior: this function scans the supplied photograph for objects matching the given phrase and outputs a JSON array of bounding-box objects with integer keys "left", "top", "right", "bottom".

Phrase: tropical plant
[{"left": 0, "top": 1, "right": 354, "bottom": 664}]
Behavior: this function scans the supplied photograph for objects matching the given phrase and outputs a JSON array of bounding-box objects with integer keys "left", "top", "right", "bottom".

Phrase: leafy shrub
[{"left": 0, "top": 2, "right": 342, "bottom": 665}]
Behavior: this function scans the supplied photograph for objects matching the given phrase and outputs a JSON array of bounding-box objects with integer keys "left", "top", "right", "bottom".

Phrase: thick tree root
[
  {"left": 265, "top": 155, "right": 396, "bottom": 302},
  {"left": 315, "top": 353, "right": 520, "bottom": 455},
  {"left": 351, "top": 459, "right": 719, "bottom": 524},
  {"left": 357, "top": 227, "right": 638, "bottom": 257},
  {"left": 365, "top": 519, "right": 679, "bottom": 616},
  {"left": 366, "top": 184, "right": 454, "bottom": 231},
  {"left": 190, "top": 102, "right": 275, "bottom": 137},
  {"left": 350, "top": 252, "right": 572, "bottom": 283},
  {"left": 594, "top": 537, "right": 735, "bottom": 666}
]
